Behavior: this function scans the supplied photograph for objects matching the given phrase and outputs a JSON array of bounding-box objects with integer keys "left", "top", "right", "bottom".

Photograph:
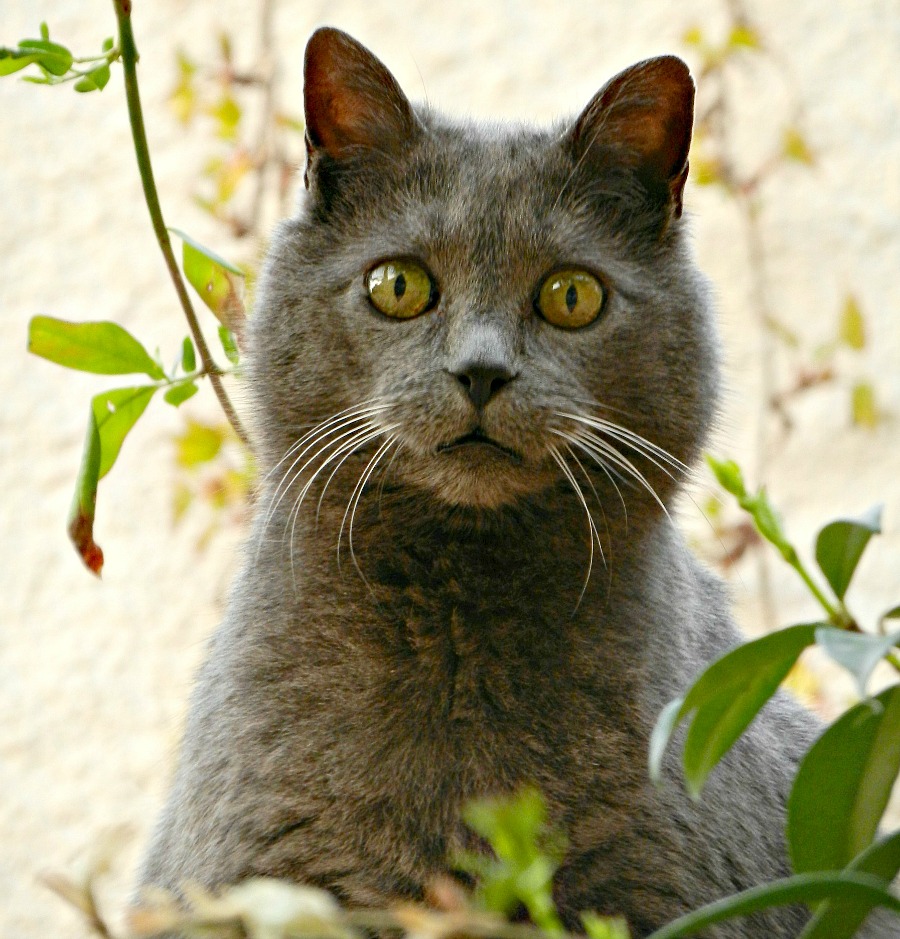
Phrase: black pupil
[
  {"left": 565, "top": 283, "right": 578, "bottom": 312},
  {"left": 394, "top": 272, "right": 407, "bottom": 299}
]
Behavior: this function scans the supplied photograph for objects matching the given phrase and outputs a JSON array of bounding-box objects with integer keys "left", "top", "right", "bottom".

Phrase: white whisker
[{"left": 548, "top": 444, "right": 601, "bottom": 610}]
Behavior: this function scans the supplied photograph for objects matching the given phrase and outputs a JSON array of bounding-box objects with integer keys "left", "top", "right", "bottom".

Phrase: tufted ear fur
[
  {"left": 303, "top": 27, "right": 421, "bottom": 186},
  {"left": 569, "top": 56, "right": 694, "bottom": 218}
]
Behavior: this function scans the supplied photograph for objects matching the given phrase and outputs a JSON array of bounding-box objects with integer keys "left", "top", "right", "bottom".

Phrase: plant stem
[{"left": 111, "top": 0, "right": 250, "bottom": 448}]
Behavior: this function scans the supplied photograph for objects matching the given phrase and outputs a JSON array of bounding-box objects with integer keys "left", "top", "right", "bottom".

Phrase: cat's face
[{"left": 251, "top": 29, "right": 719, "bottom": 515}]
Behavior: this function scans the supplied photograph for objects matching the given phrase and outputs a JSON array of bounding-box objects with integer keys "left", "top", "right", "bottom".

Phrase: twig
[{"left": 111, "top": 0, "right": 251, "bottom": 448}]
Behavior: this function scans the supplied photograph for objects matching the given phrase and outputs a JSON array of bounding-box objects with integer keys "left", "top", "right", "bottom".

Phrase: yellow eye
[
  {"left": 366, "top": 260, "right": 436, "bottom": 319},
  {"left": 536, "top": 269, "right": 605, "bottom": 329}
]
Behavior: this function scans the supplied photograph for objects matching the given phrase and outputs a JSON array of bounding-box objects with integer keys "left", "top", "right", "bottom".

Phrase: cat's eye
[
  {"left": 366, "top": 260, "right": 436, "bottom": 319},
  {"left": 536, "top": 269, "right": 606, "bottom": 329}
]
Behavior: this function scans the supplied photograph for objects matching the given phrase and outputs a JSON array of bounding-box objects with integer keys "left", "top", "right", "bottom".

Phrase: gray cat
[{"left": 139, "top": 27, "right": 874, "bottom": 938}]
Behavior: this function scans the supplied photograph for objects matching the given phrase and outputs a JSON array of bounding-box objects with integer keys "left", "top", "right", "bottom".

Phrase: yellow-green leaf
[
  {"left": 839, "top": 295, "right": 866, "bottom": 350},
  {"left": 783, "top": 127, "right": 815, "bottom": 165},
  {"left": 176, "top": 420, "right": 224, "bottom": 468},
  {"left": 682, "top": 26, "right": 704, "bottom": 47},
  {"left": 28, "top": 316, "right": 165, "bottom": 379},
  {"left": 168, "top": 228, "right": 246, "bottom": 337},
  {"left": 851, "top": 382, "right": 879, "bottom": 428},
  {"left": 728, "top": 25, "right": 761, "bottom": 49},
  {"left": 92, "top": 386, "right": 157, "bottom": 479}
]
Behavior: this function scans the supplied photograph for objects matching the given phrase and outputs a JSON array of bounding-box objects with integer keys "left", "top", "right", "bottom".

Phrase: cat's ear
[
  {"left": 570, "top": 56, "right": 694, "bottom": 218},
  {"left": 303, "top": 27, "right": 420, "bottom": 174}
]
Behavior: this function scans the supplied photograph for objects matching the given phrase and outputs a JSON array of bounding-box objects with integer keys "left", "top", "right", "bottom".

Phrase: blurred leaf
[
  {"left": 799, "top": 830, "right": 900, "bottom": 939},
  {"left": 705, "top": 455, "right": 746, "bottom": 498},
  {"left": 67, "top": 406, "right": 103, "bottom": 576},
  {"left": 74, "top": 64, "right": 110, "bottom": 93},
  {"left": 275, "top": 112, "right": 306, "bottom": 134},
  {"left": 181, "top": 336, "right": 196, "bottom": 373},
  {"left": 581, "top": 912, "right": 630, "bottom": 939},
  {"left": 815, "top": 625, "right": 900, "bottom": 697},
  {"left": 682, "top": 26, "right": 704, "bottom": 47},
  {"left": 169, "top": 50, "right": 198, "bottom": 124},
  {"left": 458, "top": 788, "right": 565, "bottom": 933},
  {"left": 814, "top": 504, "right": 881, "bottom": 601},
  {"left": 209, "top": 93, "right": 242, "bottom": 141},
  {"left": 164, "top": 381, "right": 199, "bottom": 407},
  {"left": 839, "top": 295, "right": 866, "bottom": 350},
  {"left": 0, "top": 48, "right": 41, "bottom": 76},
  {"left": 645, "top": 872, "right": 900, "bottom": 939},
  {"left": 168, "top": 229, "right": 246, "bottom": 339},
  {"left": 728, "top": 25, "right": 761, "bottom": 49},
  {"left": 29, "top": 316, "right": 165, "bottom": 379},
  {"left": 176, "top": 420, "right": 224, "bottom": 468},
  {"left": 691, "top": 158, "right": 724, "bottom": 187},
  {"left": 783, "top": 126, "right": 815, "bottom": 165},
  {"left": 102, "top": 37, "right": 114, "bottom": 52},
  {"left": 40, "top": 22, "right": 50, "bottom": 41},
  {"left": 851, "top": 381, "right": 879, "bottom": 428},
  {"left": 788, "top": 685, "right": 900, "bottom": 874},
  {"left": 92, "top": 386, "right": 157, "bottom": 479},
  {"left": 16, "top": 38, "right": 72, "bottom": 76},
  {"left": 219, "top": 326, "right": 240, "bottom": 365},
  {"left": 881, "top": 605, "right": 900, "bottom": 625}
]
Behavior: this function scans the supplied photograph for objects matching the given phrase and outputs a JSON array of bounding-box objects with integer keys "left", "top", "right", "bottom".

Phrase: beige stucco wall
[{"left": 1, "top": 1, "right": 898, "bottom": 935}]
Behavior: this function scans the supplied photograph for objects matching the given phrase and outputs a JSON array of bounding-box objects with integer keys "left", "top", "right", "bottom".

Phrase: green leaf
[
  {"left": 28, "top": 316, "right": 165, "bottom": 379},
  {"left": 851, "top": 381, "right": 879, "bottom": 429},
  {"left": 181, "top": 336, "right": 196, "bottom": 373},
  {"left": 74, "top": 64, "right": 110, "bottom": 93},
  {"left": 164, "top": 381, "right": 199, "bottom": 407},
  {"left": 92, "top": 386, "right": 157, "bottom": 479},
  {"left": 67, "top": 406, "right": 103, "bottom": 577},
  {"left": 799, "top": 830, "right": 900, "bottom": 939},
  {"left": 655, "top": 624, "right": 818, "bottom": 797},
  {"left": 682, "top": 26, "right": 704, "bottom": 47},
  {"left": 705, "top": 455, "right": 746, "bottom": 498},
  {"left": 0, "top": 48, "right": 41, "bottom": 76},
  {"left": 40, "top": 22, "right": 50, "bottom": 41},
  {"left": 788, "top": 685, "right": 900, "bottom": 875},
  {"left": 16, "top": 38, "right": 72, "bottom": 76},
  {"left": 218, "top": 326, "right": 240, "bottom": 365},
  {"left": 169, "top": 228, "right": 246, "bottom": 341},
  {"left": 581, "top": 912, "right": 630, "bottom": 939},
  {"left": 839, "top": 295, "right": 866, "bottom": 350},
  {"left": 645, "top": 873, "right": 900, "bottom": 939},
  {"left": 102, "top": 37, "right": 114, "bottom": 53},
  {"left": 815, "top": 626, "right": 900, "bottom": 697},
  {"left": 814, "top": 504, "right": 882, "bottom": 601}
]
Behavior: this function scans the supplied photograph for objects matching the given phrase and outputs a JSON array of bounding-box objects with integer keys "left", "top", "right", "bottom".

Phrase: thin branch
[{"left": 111, "top": 0, "right": 251, "bottom": 448}]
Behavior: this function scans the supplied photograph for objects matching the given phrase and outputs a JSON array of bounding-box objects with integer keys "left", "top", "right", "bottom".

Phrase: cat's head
[{"left": 251, "top": 28, "right": 718, "bottom": 517}]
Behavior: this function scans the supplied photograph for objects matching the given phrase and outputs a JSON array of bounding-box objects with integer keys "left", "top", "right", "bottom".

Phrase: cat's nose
[{"left": 453, "top": 363, "right": 516, "bottom": 410}]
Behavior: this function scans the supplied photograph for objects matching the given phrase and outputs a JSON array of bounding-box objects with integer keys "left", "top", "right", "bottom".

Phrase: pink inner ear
[{"left": 304, "top": 27, "right": 418, "bottom": 161}]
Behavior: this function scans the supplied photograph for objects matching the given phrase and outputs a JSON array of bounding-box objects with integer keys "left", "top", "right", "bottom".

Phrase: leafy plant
[
  {"left": 652, "top": 454, "right": 900, "bottom": 936},
  {"left": 3, "top": 8, "right": 251, "bottom": 574}
]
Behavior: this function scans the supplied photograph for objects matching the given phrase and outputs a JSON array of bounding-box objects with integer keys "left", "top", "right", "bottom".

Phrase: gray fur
[{"left": 138, "top": 31, "right": 889, "bottom": 938}]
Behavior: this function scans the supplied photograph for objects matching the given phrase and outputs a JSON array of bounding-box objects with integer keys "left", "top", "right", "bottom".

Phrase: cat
[{"left": 137, "top": 27, "right": 880, "bottom": 938}]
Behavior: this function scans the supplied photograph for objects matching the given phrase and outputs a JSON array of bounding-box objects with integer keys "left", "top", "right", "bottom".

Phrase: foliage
[
  {"left": 653, "top": 454, "right": 900, "bottom": 937},
  {"left": 4, "top": 9, "right": 251, "bottom": 574}
]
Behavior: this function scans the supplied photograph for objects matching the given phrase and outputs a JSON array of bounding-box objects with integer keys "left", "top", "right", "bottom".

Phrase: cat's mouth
[{"left": 437, "top": 429, "right": 522, "bottom": 463}]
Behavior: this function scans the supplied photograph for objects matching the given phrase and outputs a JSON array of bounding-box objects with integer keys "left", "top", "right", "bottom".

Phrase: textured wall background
[{"left": 1, "top": 0, "right": 898, "bottom": 935}]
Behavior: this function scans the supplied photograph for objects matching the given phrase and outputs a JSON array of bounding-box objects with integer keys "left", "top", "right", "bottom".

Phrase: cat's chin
[{"left": 402, "top": 449, "right": 556, "bottom": 509}]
